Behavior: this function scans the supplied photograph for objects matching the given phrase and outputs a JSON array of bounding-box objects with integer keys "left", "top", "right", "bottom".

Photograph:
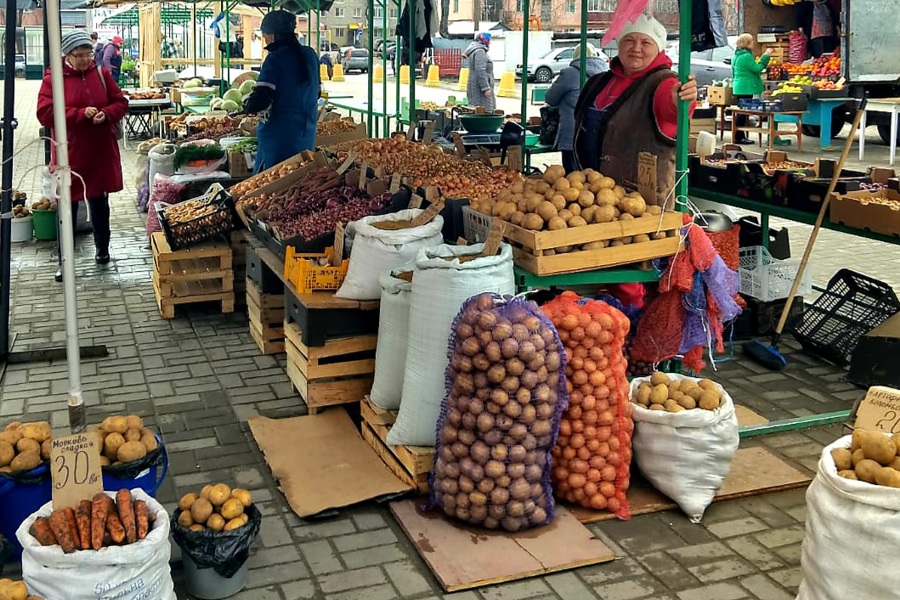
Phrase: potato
[
  {"left": 568, "top": 216, "right": 588, "bottom": 227},
  {"left": 103, "top": 432, "right": 125, "bottom": 460},
  {"left": 101, "top": 416, "right": 128, "bottom": 434},
  {"left": 141, "top": 432, "right": 159, "bottom": 452},
  {"left": 208, "top": 483, "right": 232, "bottom": 507},
  {"left": 632, "top": 234, "right": 650, "bottom": 243},
  {"left": 649, "top": 372, "right": 670, "bottom": 386},
  {"left": 190, "top": 497, "right": 214, "bottom": 524},
  {"left": 593, "top": 204, "right": 616, "bottom": 224},
  {"left": 861, "top": 434, "right": 897, "bottom": 466},
  {"left": 697, "top": 379, "right": 718, "bottom": 392},
  {"left": 831, "top": 447, "right": 853, "bottom": 471},
  {"left": 510, "top": 211, "right": 525, "bottom": 226},
  {"left": 0, "top": 431, "right": 23, "bottom": 446},
  {"left": 207, "top": 513, "right": 226, "bottom": 532},
  {"left": 677, "top": 395, "right": 697, "bottom": 410},
  {"left": 0, "top": 442, "right": 13, "bottom": 468},
  {"left": 699, "top": 390, "right": 721, "bottom": 411},
  {"left": 10, "top": 450, "right": 40, "bottom": 472},
  {"left": 0, "top": 580, "right": 27, "bottom": 600},
  {"left": 620, "top": 195, "right": 646, "bottom": 217},
  {"left": 177, "top": 510, "right": 194, "bottom": 528},
  {"left": 649, "top": 384, "right": 668, "bottom": 405},
  {"left": 189, "top": 524, "right": 206, "bottom": 533},
  {"left": 647, "top": 204, "right": 662, "bottom": 215},
  {"left": 124, "top": 428, "right": 142, "bottom": 443},
  {"left": 537, "top": 201, "right": 557, "bottom": 221},
  {"left": 557, "top": 208, "right": 573, "bottom": 223},
  {"left": 200, "top": 484, "right": 214, "bottom": 499},
  {"left": 231, "top": 488, "right": 252, "bottom": 508},
  {"left": 100, "top": 456, "right": 111, "bottom": 467},
  {"left": 178, "top": 493, "right": 198, "bottom": 511},
  {"left": 40, "top": 439, "right": 52, "bottom": 462},
  {"left": 547, "top": 216, "right": 567, "bottom": 230},
  {"left": 522, "top": 213, "right": 544, "bottom": 230},
  {"left": 3, "top": 422, "right": 21, "bottom": 432},
  {"left": 851, "top": 448, "right": 866, "bottom": 467},
  {"left": 890, "top": 456, "right": 900, "bottom": 471},
  {"left": 20, "top": 421, "right": 51, "bottom": 443},
  {"left": 15, "top": 438, "right": 39, "bottom": 456},
  {"left": 875, "top": 466, "right": 900, "bottom": 488},
  {"left": 543, "top": 165, "right": 565, "bottom": 184},
  {"left": 125, "top": 415, "right": 143, "bottom": 430},
  {"left": 221, "top": 498, "right": 244, "bottom": 520},
  {"left": 239, "top": 513, "right": 249, "bottom": 526},
  {"left": 855, "top": 458, "right": 881, "bottom": 483},
  {"left": 838, "top": 469, "right": 858, "bottom": 480},
  {"left": 851, "top": 429, "right": 869, "bottom": 452},
  {"left": 223, "top": 517, "right": 245, "bottom": 532},
  {"left": 678, "top": 379, "right": 697, "bottom": 393},
  {"left": 635, "top": 384, "right": 652, "bottom": 406},
  {"left": 117, "top": 441, "right": 148, "bottom": 463},
  {"left": 664, "top": 400, "right": 684, "bottom": 413}
]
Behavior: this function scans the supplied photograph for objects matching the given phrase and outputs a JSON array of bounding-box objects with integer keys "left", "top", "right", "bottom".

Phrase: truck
[{"left": 744, "top": 0, "right": 900, "bottom": 144}]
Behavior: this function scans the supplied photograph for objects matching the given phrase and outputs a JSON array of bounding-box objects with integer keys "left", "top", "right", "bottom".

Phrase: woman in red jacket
[{"left": 37, "top": 30, "right": 127, "bottom": 282}]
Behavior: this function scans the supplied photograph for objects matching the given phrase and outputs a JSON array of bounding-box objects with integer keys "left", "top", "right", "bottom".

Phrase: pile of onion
[
  {"left": 541, "top": 291, "right": 633, "bottom": 519},
  {"left": 430, "top": 293, "right": 568, "bottom": 532}
]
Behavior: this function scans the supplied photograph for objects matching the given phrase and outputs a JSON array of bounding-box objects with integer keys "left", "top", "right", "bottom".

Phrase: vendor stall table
[
  {"left": 514, "top": 265, "right": 660, "bottom": 292},
  {"left": 731, "top": 109, "right": 805, "bottom": 150},
  {"left": 124, "top": 97, "right": 171, "bottom": 146},
  {"left": 524, "top": 143, "right": 556, "bottom": 170},
  {"left": 328, "top": 98, "right": 399, "bottom": 134},
  {"left": 858, "top": 97, "right": 900, "bottom": 166},
  {"left": 771, "top": 98, "right": 852, "bottom": 150}
]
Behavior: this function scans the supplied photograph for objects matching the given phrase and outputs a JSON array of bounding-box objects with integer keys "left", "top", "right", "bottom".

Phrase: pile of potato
[
  {"left": 0, "top": 421, "right": 52, "bottom": 474},
  {"left": 433, "top": 293, "right": 564, "bottom": 532},
  {"left": 0, "top": 578, "right": 42, "bottom": 600},
  {"left": 93, "top": 415, "right": 158, "bottom": 467},
  {"left": 470, "top": 166, "right": 670, "bottom": 249},
  {"left": 833, "top": 430, "right": 900, "bottom": 486},
  {"left": 632, "top": 373, "right": 723, "bottom": 413},
  {"left": 176, "top": 484, "right": 252, "bottom": 533}
]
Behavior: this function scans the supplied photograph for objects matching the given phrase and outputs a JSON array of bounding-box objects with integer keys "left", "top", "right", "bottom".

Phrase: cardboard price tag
[
  {"left": 333, "top": 223, "right": 345, "bottom": 267},
  {"left": 389, "top": 173, "right": 402, "bottom": 194},
  {"left": 336, "top": 152, "right": 357, "bottom": 175},
  {"left": 409, "top": 198, "right": 445, "bottom": 227},
  {"left": 481, "top": 219, "right": 505, "bottom": 256},
  {"left": 358, "top": 163, "right": 370, "bottom": 191},
  {"left": 855, "top": 386, "right": 900, "bottom": 433},
  {"left": 408, "top": 194, "right": 423, "bottom": 209},
  {"left": 637, "top": 152, "right": 658, "bottom": 205},
  {"left": 50, "top": 432, "right": 103, "bottom": 510}
]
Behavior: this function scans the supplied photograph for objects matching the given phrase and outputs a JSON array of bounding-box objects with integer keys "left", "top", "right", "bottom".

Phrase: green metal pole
[
  {"left": 579, "top": 0, "right": 586, "bottom": 87},
  {"left": 408, "top": 0, "right": 415, "bottom": 130},
  {"left": 395, "top": 0, "right": 401, "bottom": 131},
  {"left": 382, "top": 0, "right": 388, "bottom": 137},
  {"left": 316, "top": 1, "right": 321, "bottom": 53},
  {"left": 675, "top": 0, "right": 691, "bottom": 209},
  {"left": 367, "top": 0, "right": 374, "bottom": 136},
  {"left": 520, "top": 0, "right": 529, "bottom": 124}
]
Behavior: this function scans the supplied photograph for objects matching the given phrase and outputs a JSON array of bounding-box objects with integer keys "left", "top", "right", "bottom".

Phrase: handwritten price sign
[
  {"left": 855, "top": 386, "right": 900, "bottom": 433},
  {"left": 50, "top": 432, "right": 103, "bottom": 510}
]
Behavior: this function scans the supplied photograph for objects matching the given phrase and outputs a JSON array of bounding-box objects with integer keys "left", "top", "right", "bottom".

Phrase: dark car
[{"left": 342, "top": 49, "right": 370, "bottom": 74}]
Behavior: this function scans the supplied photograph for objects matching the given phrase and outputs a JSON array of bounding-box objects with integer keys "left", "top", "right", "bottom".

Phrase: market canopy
[{"left": 101, "top": 3, "right": 213, "bottom": 26}]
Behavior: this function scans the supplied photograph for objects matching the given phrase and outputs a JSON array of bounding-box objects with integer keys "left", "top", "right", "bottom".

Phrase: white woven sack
[
  {"left": 370, "top": 263, "right": 415, "bottom": 410},
  {"left": 629, "top": 374, "right": 739, "bottom": 523},
  {"left": 335, "top": 209, "right": 444, "bottom": 300},
  {"left": 387, "top": 243, "right": 515, "bottom": 447},
  {"left": 17, "top": 489, "right": 176, "bottom": 600},
  {"left": 797, "top": 434, "right": 900, "bottom": 600}
]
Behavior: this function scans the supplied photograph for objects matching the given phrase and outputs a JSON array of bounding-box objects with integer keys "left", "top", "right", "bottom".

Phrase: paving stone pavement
[{"left": 0, "top": 79, "right": 887, "bottom": 599}]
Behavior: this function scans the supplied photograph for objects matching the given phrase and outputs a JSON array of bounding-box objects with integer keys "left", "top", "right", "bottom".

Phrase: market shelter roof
[
  {"left": 84, "top": 0, "right": 333, "bottom": 13},
  {"left": 100, "top": 3, "right": 214, "bottom": 26}
]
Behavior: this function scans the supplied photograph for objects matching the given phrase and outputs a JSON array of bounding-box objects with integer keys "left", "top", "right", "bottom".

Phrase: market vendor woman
[
  {"left": 573, "top": 15, "right": 697, "bottom": 206},
  {"left": 242, "top": 10, "right": 319, "bottom": 173}
]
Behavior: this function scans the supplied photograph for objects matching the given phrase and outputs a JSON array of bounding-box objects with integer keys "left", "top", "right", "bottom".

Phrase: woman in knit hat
[
  {"left": 573, "top": 14, "right": 697, "bottom": 207},
  {"left": 463, "top": 32, "right": 495, "bottom": 112},
  {"left": 36, "top": 29, "right": 127, "bottom": 282}
]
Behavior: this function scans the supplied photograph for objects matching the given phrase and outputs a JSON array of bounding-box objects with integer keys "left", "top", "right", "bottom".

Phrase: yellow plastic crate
[{"left": 284, "top": 246, "right": 349, "bottom": 294}]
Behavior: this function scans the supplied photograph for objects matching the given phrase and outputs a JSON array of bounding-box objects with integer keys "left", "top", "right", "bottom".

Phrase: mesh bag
[
  {"left": 541, "top": 291, "right": 633, "bottom": 519},
  {"left": 429, "top": 293, "right": 569, "bottom": 532}
]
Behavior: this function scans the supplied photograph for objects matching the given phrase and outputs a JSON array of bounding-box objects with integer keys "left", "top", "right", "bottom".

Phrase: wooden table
[
  {"left": 858, "top": 97, "right": 900, "bottom": 166},
  {"left": 730, "top": 109, "right": 805, "bottom": 150}
]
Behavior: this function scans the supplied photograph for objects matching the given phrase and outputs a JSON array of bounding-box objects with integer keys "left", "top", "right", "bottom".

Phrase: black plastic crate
[
  {"left": 159, "top": 185, "right": 237, "bottom": 250},
  {"left": 283, "top": 285, "right": 380, "bottom": 347},
  {"left": 790, "top": 269, "right": 900, "bottom": 366},
  {"left": 246, "top": 246, "right": 284, "bottom": 294}
]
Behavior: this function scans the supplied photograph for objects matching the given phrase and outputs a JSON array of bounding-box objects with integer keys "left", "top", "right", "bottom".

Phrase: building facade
[{"left": 324, "top": 0, "right": 399, "bottom": 48}]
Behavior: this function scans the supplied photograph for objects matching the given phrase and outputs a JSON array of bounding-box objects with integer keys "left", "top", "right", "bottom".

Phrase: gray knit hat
[{"left": 61, "top": 30, "right": 93, "bottom": 56}]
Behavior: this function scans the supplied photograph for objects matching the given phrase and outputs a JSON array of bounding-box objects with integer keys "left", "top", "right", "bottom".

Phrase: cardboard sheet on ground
[
  {"left": 249, "top": 411, "right": 411, "bottom": 518},
  {"left": 735, "top": 404, "right": 769, "bottom": 427},
  {"left": 390, "top": 501, "right": 615, "bottom": 592},
  {"left": 569, "top": 447, "right": 811, "bottom": 524}
]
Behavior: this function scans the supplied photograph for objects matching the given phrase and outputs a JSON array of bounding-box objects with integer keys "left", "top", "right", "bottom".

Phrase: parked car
[
  {"left": 342, "top": 48, "right": 369, "bottom": 73},
  {"left": 666, "top": 38, "right": 737, "bottom": 88},
  {"left": 14, "top": 54, "right": 25, "bottom": 77},
  {"left": 516, "top": 45, "right": 609, "bottom": 83}
]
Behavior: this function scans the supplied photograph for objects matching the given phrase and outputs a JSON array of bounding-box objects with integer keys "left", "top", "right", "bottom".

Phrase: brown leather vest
[{"left": 574, "top": 66, "right": 677, "bottom": 208}]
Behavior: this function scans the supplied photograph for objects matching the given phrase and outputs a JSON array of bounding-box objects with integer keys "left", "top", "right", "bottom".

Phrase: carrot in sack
[
  {"left": 134, "top": 499, "right": 149, "bottom": 540},
  {"left": 76, "top": 499, "right": 92, "bottom": 550},
  {"left": 116, "top": 488, "right": 137, "bottom": 544},
  {"left": 106, "top": 511, "right": 126, "bottom": 544},
  {"left": 48, "top": 510, "right": 77, "bottom": 553},
  {"left": 30, "top": 517, "right": 58, "bottom": 547},
  {"left": 91, "top": 493, "right": 111, "bottom": 550}
]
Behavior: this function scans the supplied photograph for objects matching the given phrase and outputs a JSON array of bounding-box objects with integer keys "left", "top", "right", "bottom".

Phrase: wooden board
[
  {"left": 285, "top": 349, "right": 373, "bottom": 415},
  {"left": 151, "top": 231, "right": 232, "bottom": 273},
  {"left": 152, "top": 270, "right": 235, "bottom": 319},
  {"left": 245, "top": 278, "right": 284, "bottom": 310},
  {"left": 512, "top": 236, "right": 681, "bottom": 276},
  {"left": 361, "top": 422, "right": 429, "bottom": 493},
  {"left": 568, "top": 447, "right": 811, "bottom": 524},
  {"left": 250, "top": 325, "right": 285, "bottom": 355},
  {"left": 360, "top": 397, "right": 434, "bottom": 493},
  {"left": 390, "top": 501, "right": 616, "bottom": 593},
  {"left": 154, "top": 269, "right": 234, "bottom": 298},
  {"left": 736, "top": 405, "right": 769, "bottom": 427},
  {"left": 248, "top": 311, "right": 284, "bottom": 341},
  {"left": 284, "top": 322, "right": 376, "bottom": 380}
]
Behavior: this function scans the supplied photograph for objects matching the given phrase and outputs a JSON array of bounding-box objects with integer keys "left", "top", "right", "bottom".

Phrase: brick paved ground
[{"left": 0, "top": 79, "right": 891, "bottom": 599}]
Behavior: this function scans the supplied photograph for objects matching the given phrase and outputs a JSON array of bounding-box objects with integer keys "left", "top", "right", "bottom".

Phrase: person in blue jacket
[{"left": 242, "top": 10, "right": 319, "bottom": 173}]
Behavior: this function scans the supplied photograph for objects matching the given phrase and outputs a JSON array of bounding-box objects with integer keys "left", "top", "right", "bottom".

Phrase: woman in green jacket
[{"left": 731, "top": 33, "right": 771, "bottom": 145}]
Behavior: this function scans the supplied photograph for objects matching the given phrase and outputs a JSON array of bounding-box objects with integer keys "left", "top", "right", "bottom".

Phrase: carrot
[
  {"left": 63, "top": 507, "right": 80, "bottom": 548},
  {"left": 116, "top": 489, "right": 136, "bottom": 544},
  {"left": 30, "top": 517, "right": 58, "bottom": 547},
  {"left": 91, "top": 493, "right": 110, "bottom": 550},
  {"left": 134, "top": 499, "right": 149, "bottom": 540},
  {"left": 187, "top": 159, "right": 208, "bottom": 168},
  {"left": 49, "top": 510, "right": 77, "bottom": 553},
  {"left": 106, "top": 511, "right": 126, "bottom": 544},
  {"left": 76, "top": 499, "right": 92, "bottom": 550}
]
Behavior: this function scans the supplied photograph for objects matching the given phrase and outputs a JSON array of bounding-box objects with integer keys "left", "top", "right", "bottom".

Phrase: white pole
[{"left": 45, "top": 0, "right": 85, "bottom": 433}]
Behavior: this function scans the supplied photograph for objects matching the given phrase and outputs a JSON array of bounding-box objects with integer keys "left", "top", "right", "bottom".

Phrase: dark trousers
[
  {"left": 57, "top": 194, "right": 111, "bottom": 262},
  {"left": 562, "top": 150, "right": 577, "bottom": 173},
  {"left": 810, "top": 36, "right": 837, "bottom": 58},
  {"left": 734, "top": 94, "right": 754, "bottom": 139}
]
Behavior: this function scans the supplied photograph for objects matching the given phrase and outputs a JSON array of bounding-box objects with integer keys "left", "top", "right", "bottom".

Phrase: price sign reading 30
[{"left": 50, "top": 432, "right": 104, "bottom": 510}]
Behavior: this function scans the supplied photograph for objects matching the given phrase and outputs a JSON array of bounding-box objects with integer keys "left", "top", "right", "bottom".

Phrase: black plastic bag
[
  {"left": 0, "top": 462, "right": 50, "bottom": 485},
  {"left": 171, "top": 504, "right": 261, "bottom": 578},
  {"left": 539, "top": 105, "right": 560, "bottom": 147},
  {"left": 103, "top": 442, "right": 165, "bottom": 480}
]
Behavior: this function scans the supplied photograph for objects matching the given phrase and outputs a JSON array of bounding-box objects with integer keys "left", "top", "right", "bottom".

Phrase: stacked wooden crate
[
  {"left": 360, "top": 396, "right": 434, "bottom": 493},
  {"left": 231, "top": 231, "right": 249, "bottom": 306},
  {"left": 151, "top": 232, "right": 234, "bottom": 319},
  {"left": 247, "top": 280, "right": 285, "bottom": 354}
]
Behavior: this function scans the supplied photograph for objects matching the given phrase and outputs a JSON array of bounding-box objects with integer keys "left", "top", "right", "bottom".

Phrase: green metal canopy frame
[{"left": 101, "top": 2, "right": 213, "bottom": 26}]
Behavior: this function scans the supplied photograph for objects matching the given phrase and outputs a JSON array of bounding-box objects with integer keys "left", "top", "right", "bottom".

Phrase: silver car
[
  {"left": 341, "top": 49, "right": 370, "bottom": 74},
  {"left": 516, "top": 45, "right": 609, "bottom": 83},
  {"left": 667, "top": 38, "right": 738, "bottom": 88}
]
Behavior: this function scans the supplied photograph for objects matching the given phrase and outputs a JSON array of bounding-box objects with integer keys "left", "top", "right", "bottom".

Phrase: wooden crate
[
  {"left": 284, "top": 321, "right": 376, "bottom": 414},
  {"left": 151, "top": 232, "right": 234, "bottom": 319},
  {"left": 247, "top": 279, "right": 285, "bottom": 354},
  {"left": 360, "top": 396, "right": 434, "bottom": 493},
  {"left": 501, "top": 212, "right": 684, "bottom": 276}
]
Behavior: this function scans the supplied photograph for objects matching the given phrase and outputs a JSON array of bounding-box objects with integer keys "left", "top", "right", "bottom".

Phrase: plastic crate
[
  {"left": 739, "top": 246, "right": 812, "bottom": 302},
  {"left": 462, "top": 205, "right": 492, "bottom": 243},
  {"left": 284, "top": 246, "right": 349, "bottom": 294},
  {"left": 159, "top": 183, "right": 236, "bottom": 249},
  {"left": 790, "top": 269, "right": 900, "bottom": 366}
]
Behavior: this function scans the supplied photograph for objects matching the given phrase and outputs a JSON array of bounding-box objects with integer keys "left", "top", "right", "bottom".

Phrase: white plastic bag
[
  {"left": 387, "top": 243, "right": 515, "bottom": 447},
  {"left": 41, "top": 167, "right": 58, "bottom": 201},
  {"left": 370, "top": 264, "right": 414, "bottom": 410},
  {"left": 17, "top": 489, "right": 176, "bottom": 600},
  {"left": 797, "top": 434, "right": 900, "bottom": 600},
  {"left": 148, "top": 143, "right": 176, "bottom": 185},
  {"left": 629, "top": 374, "right": 739, "bottom": 523},
  {"left": 335, "top": 209, "right": 444, "bottom": 300}
]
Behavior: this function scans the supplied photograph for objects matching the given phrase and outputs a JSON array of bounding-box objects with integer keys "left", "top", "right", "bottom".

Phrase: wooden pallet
[
  {"left": 151, "top": 232, "right": 235, "bottom": 319},
  {"left": 284, "top": 285, "right": 379, "bottom": 347},
  {"left": 360, "top": 396, "right": 434, "bottom": 493},
  {"left": 283, "top": 321, "right": 376, "bottom": 414},
  {"left": 247, "top": 280, "right": 285, "bottom": 354}
]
